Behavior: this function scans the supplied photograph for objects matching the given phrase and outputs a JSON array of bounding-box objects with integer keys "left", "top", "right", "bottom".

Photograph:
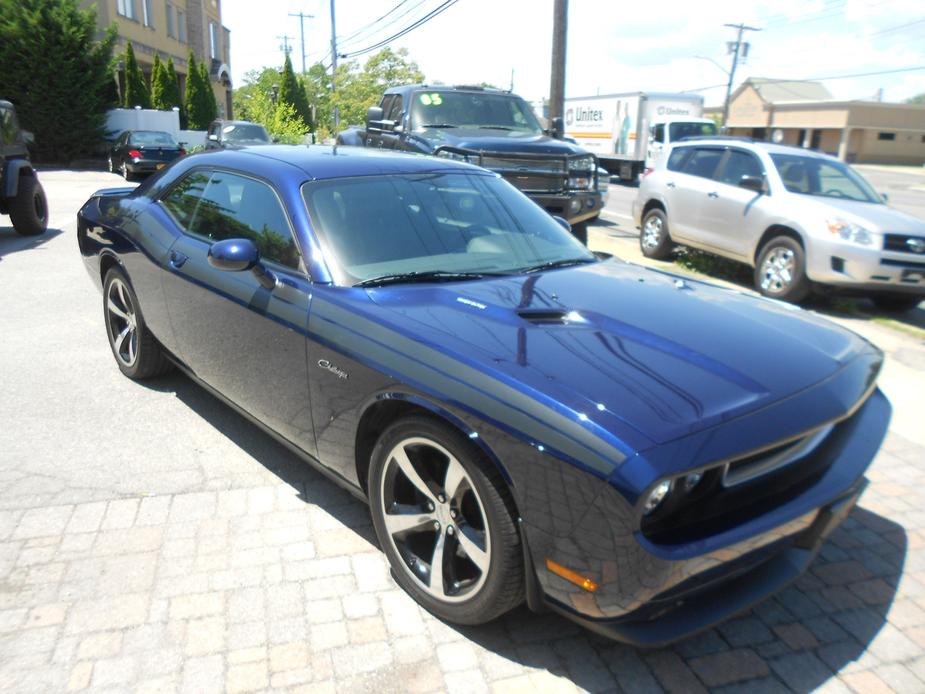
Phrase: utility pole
[
  {"left": 548, "top": 0, "right": 568, "bottom": 124},
  {"left": 721, "top": 23, "right": 760, "bottom": 130},
  {"left": 330, "top": 0, "right": 339, "bottom": 130},
  {"left": 277, "top": 34, "right": 295, "bottom": 57},
  {"left": 288, "top": 11, "right": 315, "bottom": 74}
]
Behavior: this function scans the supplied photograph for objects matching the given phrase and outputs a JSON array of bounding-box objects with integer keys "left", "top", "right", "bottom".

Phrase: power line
[
  {"left": 867, "top": 16, "right": 925, "bottom": 37},
  {"left": 335, "top": 0, "right": 415, "bottom": 46},
  {"left": 339, "top": 0, "right": 460, "bottom": 59},
  {"left": 683, "top": 65, "right": 925, "bottom": 94}
]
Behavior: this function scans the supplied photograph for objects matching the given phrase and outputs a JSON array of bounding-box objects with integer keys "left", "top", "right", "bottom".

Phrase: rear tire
[
  {"left": 754, "top": 236, "right": 810, "bottom": 303},
  {"left": 9, "top": 175, "right": 48, "bottom": 236},
  {"left": 121, "top": 160, "right": 133, "bottom": 182},
  {"left": 103, "top": 268, "right": 173, "bottom": 380},
  {"left": 871, "top": 294, "right": 923, "bottom": 313},
  {"left": 639, "top": 208, "right": 673, "bottom": 259},
  {"left": 368, "top": 415, "right": 523, "bottom": 625}
]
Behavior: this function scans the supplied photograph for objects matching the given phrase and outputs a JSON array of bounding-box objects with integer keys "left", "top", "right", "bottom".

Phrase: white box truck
[{"left": 564, "top": 92, "right": 717, "bottom": 181}]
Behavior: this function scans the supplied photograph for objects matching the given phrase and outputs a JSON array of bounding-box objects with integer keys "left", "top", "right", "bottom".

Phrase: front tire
[
  {"left": 754, "top": 236, "right": 810, "bottom": 303},
  {"left": 871, "top": 294, "right": 923, "bottom": 313},
  {"left": 368, "top": 416, "right": 523, "bottom": 625},
  {"left": 103, "top": 268, "right": 172, "bottom": 379},
  {"left": 9, "top": 175, "right": 48, "bottom": 236},
  {"left": 639, "top": 208, "right": 673, "bottom": 259}
]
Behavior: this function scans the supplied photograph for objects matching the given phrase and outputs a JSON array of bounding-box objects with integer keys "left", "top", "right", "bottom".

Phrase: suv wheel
[
  {"left": 9, "top": 175, "right": 48, "bottom": 236},
  {"left": 639, "top": 208, "right": 673, "bottom": 259},
  {"left": 755, "top": 236, "right": 810, "bottom": 303}
]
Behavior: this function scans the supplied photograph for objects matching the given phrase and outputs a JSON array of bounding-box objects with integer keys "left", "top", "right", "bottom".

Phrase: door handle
[
  {"left": 707, "top": 191, "right": 719, "bottom": 199},
  {"left": 169, "top": 250, "right": 188, "bottom": 269},
  {"left": 666, "top": 182, "right": 676, "bottom": 189}
]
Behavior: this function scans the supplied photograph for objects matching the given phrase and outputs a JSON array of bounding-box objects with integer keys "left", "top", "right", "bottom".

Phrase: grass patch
[{"left": 673, "top": 248, "right": 752, "bottom": 286}]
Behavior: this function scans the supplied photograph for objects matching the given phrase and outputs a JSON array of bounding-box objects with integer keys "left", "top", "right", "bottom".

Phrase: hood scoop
[{"left": 517, "top": 308, "right": 587, "bottom": 326}]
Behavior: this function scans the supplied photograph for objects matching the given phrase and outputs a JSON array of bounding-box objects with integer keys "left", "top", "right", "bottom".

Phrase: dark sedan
[
  {"left": 108, "top": 130, "right": 185, "bottom": 180},
  {"left": 76, "top": 146, "right": 890, "bottom": 645}
]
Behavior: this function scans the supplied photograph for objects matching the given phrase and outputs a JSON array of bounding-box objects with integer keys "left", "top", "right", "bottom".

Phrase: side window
[
  {"left": 717, "top": 150, "right": 764, "bottom": 186},
  {"left": 385, "top": 95, "right": 403, "bottom": 123},
  {"left": 681, "top": 148, "right": 724, "bottom": 180},
  {"left": 161, "top": 170, "right": 211, "bottom": 228},
  {"left": 379, "top": 95, "right": 395, "bottom": 120},
  {"left": 185, "top": 171, "right": 301, "bottom": 270},
  {"left": 666, "top": 146, "right": 693, "bottom": 172},
  {"left": 652, "top": 124, "right": 664, "bottom": 144}
]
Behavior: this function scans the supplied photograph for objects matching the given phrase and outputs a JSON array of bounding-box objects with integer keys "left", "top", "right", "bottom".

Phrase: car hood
[
  {"left": 367, "top": 259, "right": 877, "bottom": 451},
  {"left": 416, "top": 127, "right": 588, "bottom": 156},
  {"left": 801, "top": 196, "right": 925, "bottom": 235}
]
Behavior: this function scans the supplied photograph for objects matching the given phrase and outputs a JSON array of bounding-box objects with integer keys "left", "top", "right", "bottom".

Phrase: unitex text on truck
[
  {"left": 564, "top": 92, "right": 717, "bottom": 182},
  {"left": 337, "top": 85, "right": 606, "bottom": 244}
]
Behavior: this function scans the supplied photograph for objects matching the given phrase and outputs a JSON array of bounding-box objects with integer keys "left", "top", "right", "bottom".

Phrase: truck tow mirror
[
  {"left": 366, "top": 106, "right": 384, "bottom": 132},
  {"left": 549, "top": 116, "right": 564, "bottom": 139}
]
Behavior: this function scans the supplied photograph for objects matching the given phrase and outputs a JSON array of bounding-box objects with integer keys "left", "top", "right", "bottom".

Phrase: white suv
[{"left": 632, "top": 138, "right": 925, "bottom": 311}]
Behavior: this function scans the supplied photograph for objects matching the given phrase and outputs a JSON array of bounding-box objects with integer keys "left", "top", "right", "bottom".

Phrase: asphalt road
[{"left": 1, "top": 169, "right": 925, "bottom": 693}]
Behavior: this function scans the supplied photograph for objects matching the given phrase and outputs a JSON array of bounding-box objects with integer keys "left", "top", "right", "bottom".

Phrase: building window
[
  {"left": 877, "top": 132, "right": 896, "bottom": 141},
  {"left": 142, "top": 0, "right": 154, "bottom": 27},
  {"left": 178, "top": 11, "right": 187, "bottom": 43},
  {"left": 117, "top": 0, "right": 137, "bottom": 20},
  {"left": 209, "top": 22, "right": 218, "bottom": 59},
  {"left": 166, "top": 4, "right": 175, "bottom": 38}
]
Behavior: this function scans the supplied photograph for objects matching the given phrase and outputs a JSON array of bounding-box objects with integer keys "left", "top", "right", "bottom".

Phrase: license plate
[{"left": 156, "top": 163, "right": 165, "bottom": 170}]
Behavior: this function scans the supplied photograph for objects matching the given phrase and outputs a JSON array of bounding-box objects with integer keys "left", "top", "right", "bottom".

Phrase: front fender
[{"left": 3, "top": 159, "right": 34, "bottom": 198}]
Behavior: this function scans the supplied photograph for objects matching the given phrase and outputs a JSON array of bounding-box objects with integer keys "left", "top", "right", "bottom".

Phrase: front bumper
[
  {"left": 522, "top": 385, "right": 890, "bottom": 646},
  {"left": 806, "top": 236, "right": 925, "bottom": 296},
  {"left": 530, "top": 189, "right": 604, "bottom": 225}
]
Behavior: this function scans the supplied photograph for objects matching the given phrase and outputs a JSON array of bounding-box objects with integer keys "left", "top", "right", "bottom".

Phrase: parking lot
[{"left": 1, "top": 168, "right": 925, "bottom": 693}]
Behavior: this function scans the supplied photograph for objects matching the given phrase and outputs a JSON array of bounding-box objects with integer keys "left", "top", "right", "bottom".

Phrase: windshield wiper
[
  {"left": 480, "top": 125, "right": 516, "bottom": 131},
  {"left": 420, "top": 123, "right": 458, "bottom": 128},
  {"left": 354, "top": 270, "right": 507, "bottom": 288},
  {"left": 518, "top": 258, "right": 597, "bottom": 274}
]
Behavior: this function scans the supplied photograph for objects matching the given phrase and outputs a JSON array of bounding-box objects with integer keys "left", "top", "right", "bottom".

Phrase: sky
[{"left": 221, "top": 0, "right": 925, "bottom": 107}]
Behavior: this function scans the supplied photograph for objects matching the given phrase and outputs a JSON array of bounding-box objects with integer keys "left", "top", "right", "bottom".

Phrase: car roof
[
  {"left": 191, "top": 144, "right": 489, "bottom": 180},
  {"left": 674, "top": 137, "right": 837, "bottom": 160},
  {"left": 385, "top": 84, "right": 513, "bottom": 96}
]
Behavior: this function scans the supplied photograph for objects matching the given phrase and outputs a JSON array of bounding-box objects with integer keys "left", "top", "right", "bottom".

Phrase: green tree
[
  {"left": 198, "top": 59, "right": 218, "bottom": 123},
  {"left": 164, "top": 57, "right": 183, "bottom": 121},
  {"left": 123, "top": 41, "right": 150, "bottom": 108},
  {"left": 905, "top": 93, "right": 925, "bottom": 105},
  {"left": 0, "top": 0, "right": 117, "bottom": 162},
  {"left": 241, "top": 90, "right": 306, "bottom": 144},
  {"left": 150, "top": 53, "right": 168, "bottom": 109},
  {"left": 184, "top": 51, "right": 215, "bottom": 129},
  {"left": 278, "top": 53, "right": 311, "bottom": 126}
]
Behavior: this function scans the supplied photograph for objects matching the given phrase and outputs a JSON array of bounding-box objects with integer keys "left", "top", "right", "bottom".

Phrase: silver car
[{"left": 632, "top": 138, "right": 925, "bottom": 311}]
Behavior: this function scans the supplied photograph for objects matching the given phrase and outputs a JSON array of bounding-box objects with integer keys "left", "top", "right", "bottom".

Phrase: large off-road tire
[
  {"left": 103, "top": 268, "right": 173, "bottom": 380},
  {"left": 8, "top": 175, "right": 48, "bottom": 236},
  {"left": 754, "top": 236, "right": 811, "bottom": 303},
  {"left": 368, "top": 416, "right": 524, "bottom": 625},
  {"left": 639, "top": 207, "right": 673, "bottom": 259},
  {"left": 871, "top": 294, "right": 923, "bottom": 313},
  {"left": 571, "top": 221, "right": 589, "bottom": 246}
]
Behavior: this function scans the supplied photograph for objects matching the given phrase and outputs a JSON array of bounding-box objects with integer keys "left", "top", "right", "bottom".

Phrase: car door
[
  {"left": 698, "top": 148, "right": 772, "bottom": 260},
  {"left": 664, "top": 146, "right": 725, "bottom": 242},
  {"left": 158, "top": 168, "right": 318, "bottom": 456}
]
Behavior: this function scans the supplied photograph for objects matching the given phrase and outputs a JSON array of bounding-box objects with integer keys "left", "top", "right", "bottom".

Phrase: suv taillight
[{"left": 128, "top": 149, "right": 142, "bottom": 159}]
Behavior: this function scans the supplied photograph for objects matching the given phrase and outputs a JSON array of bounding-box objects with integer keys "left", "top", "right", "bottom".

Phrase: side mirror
[
  {"left": 21, "top": 130, "right": 35, "bottom": 145},
  {"left": 366, "top": 106, "right": 384, "bottom": 131},
  {"left": 208, "top": 134, "right": 219, "bottom": 142},
  {"left": 551, "top": 215, "right": 571, "bottom": 233},
  {"left": 739, "top": 175, "right": 766, "bottom": 193},
  {"left": 208, "top": 238, "right": 277, "bottom": 289},
  {"left": 549, "top": 116, "right": 564, "bottom": 140}
]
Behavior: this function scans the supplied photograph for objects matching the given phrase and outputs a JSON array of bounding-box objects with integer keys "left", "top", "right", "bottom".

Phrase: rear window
[
  {"left": 681, "top": 148, "right": 724, "bottom": 180},
  {"left": 666, "top": 147, "right": 693, "bottom": 172}
]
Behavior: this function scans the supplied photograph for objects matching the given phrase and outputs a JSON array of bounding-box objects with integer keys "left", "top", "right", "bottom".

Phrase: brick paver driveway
[{"left": 1, "top": 171, "right": 924, "bottom": 693}]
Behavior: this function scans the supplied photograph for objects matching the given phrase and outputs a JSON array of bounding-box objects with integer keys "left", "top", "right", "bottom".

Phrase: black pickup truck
[{"left": 336, "top": 85, "right": 606, "bottom": 244}]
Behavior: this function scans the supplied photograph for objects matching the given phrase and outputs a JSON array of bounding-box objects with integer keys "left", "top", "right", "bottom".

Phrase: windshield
[
  {"left": 668, "top": 121, "right": 717, "bottom": 141},
  {"left": 129, "top": 131, "right": 176, "bottom": 146},
  {"left": 770, "top": 153, "right": 882, "bottom": 203},
  {"left": 410, "top": 91, "right": 543, "bottom": 133},
  {"left": 302, "top": 172, "right": 594, "bottom": 285},
  {"left": 223, "top": 124, "right": 270, "bottom": 142}
]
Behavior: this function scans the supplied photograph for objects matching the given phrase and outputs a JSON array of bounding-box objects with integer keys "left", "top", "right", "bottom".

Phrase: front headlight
[
  {"left": 568, "top": 176, "right": 591, "bottom": 190},
  {"left": 642, "top": 480, "right": 672, "bottom": 515},
  {"left": 568, "top": 155, "right": 594, "bottom": 172},
  {"left": 435, "top": 149, "right": 471, "bottom": 162},
  {"left": 826, "top": 218, "right": 874, "bottom": 245}
]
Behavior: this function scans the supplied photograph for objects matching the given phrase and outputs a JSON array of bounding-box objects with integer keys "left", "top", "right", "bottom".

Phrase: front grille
[
  {"left": 501, "top": 173, "right": 565, "bottom": 194},
  {"left": 884, "top": 233, "right": 925, "bottom": 254},
  {"left": 479, "top": 155, "right": 566, "bottom": 174}
]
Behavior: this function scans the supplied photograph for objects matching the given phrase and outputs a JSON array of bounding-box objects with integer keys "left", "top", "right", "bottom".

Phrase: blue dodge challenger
[{"left": 77, "top": 145, "right": 890, "bottom": 645}]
